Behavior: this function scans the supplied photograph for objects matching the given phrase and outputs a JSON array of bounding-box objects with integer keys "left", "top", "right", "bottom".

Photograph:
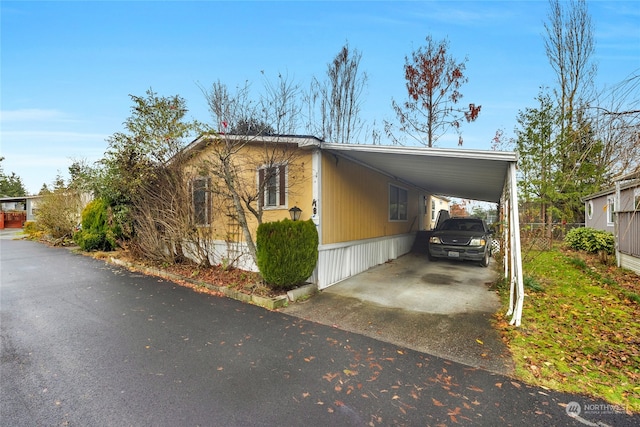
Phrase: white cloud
[
  {"left": 0, "top": 108, "right": 72, "bottom": 123},
  {"left": 1, "top": 130, "right": 108, "bottom": 143}
]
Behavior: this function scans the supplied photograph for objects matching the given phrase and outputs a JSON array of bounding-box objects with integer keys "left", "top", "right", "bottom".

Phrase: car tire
[{"left": 479, "top": 250, "right": 490, "bottom": 267}]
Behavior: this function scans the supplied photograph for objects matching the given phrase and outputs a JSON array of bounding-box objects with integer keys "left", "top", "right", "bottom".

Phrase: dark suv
[{"left": 428, "top": 217, "right": 492, "bottom": 267}]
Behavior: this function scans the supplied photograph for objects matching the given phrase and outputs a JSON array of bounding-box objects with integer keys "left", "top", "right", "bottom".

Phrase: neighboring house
[
  {"left": 0, "top": 195, "right": 42, "bottom": 228},
  {"left": 583, "top": 172, "right": 640, "bottom": 275},
  {"left": 425, "top": 195, "right": 450, "bottom": 230}
]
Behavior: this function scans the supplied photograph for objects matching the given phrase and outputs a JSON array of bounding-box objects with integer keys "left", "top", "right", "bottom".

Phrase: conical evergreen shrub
[{"left": 256, "top": 219, "right": 318, "bottom": 289}]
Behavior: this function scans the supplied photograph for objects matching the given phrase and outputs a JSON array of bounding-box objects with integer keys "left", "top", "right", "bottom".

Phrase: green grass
[{"left": 497, "top": 247, "right": 640, "bottom": 413}]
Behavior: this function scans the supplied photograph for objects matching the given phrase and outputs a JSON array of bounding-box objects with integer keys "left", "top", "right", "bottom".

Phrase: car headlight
[
  {"left": 429, "top": 236, "right": 442, "bottom": 244},
  {"left": 470, "top": 238, "right": 486, "bottom": 246}
]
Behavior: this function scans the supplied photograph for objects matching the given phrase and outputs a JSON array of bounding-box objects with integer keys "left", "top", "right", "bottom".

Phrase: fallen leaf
[
  {"left": 432, "top": 398, "right": 445, "bottom": 407},
  {"left": 476, "top": 339, "right": 484, "bottom": 345}
]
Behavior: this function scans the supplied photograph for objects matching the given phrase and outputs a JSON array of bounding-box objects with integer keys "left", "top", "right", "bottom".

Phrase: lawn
[{"left": 495, "top": 245, "right": 640, "bottom": 413}]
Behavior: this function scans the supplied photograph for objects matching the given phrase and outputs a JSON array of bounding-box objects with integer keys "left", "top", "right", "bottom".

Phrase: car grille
[{"left": 441, "top": 237, "right": 472, "bottom": 245}]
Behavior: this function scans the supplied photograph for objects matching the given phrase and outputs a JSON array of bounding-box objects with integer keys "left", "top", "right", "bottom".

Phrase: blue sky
[{"left": 1, "top": 1, "right": 638, "bottom": 194}]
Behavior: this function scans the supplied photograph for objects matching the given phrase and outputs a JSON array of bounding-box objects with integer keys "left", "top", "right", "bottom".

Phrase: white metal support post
[{"left": 508, "top": 162, "right": 525, "bottom": 326}]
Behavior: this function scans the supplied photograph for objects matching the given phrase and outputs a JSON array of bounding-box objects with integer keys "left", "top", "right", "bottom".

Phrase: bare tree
[
  {"left": 386, "top": 35, "right": 481, "bottom": 147},
  {"left": 306, "top": 43, "right": 368, "bottom": 143},
  {"left": 543, "top": 0, "right": 601, "bottom": 221},
  {"left": 544, "top": 0, "right": 596, "bottom": 132},
  {"left": 590, "top": 70, "right": 640, "bottom": 182},
  {"left": 198, "top": 77, "right": 306, "bottom": 266}
]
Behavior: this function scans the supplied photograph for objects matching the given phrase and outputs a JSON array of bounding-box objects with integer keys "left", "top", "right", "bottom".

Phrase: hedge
[{"left": 564, "top": 227, "right": 615, "bottom": 255}]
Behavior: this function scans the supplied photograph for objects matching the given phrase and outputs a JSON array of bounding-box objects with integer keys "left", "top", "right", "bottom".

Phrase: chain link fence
[{"left": 520, "top": 223, "right": 584, "bottom": 250}]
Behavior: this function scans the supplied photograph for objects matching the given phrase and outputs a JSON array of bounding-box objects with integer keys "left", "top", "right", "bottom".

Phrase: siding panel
[
  {"left": 321, "top": 152, "right": 420, "bottom": 245},
  {"left": 316, "top": 234, "right": 415, "bottom": 289}
]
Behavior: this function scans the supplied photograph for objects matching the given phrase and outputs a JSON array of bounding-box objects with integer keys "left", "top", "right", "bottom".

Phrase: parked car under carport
[{"left": 428, "top": 217, "right": 493, "bottom": 267}]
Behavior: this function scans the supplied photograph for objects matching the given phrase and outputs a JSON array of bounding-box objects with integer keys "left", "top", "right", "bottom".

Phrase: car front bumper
[{"left": 428, "top": 245, "right": 487, "bottom": 261}]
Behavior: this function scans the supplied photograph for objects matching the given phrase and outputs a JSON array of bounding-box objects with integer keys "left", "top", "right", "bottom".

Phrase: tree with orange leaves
[{"left": 387, "top": 35, "right": 481, "bottom": 147}]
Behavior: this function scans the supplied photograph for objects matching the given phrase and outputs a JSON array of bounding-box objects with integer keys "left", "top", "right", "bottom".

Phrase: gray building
[{"left": 583, "top": 172, "right": 640, "bottom": 275}]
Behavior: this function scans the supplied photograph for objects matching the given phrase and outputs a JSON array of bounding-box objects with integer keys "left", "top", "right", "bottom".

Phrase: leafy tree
[
  {"left": 307, "top": 43, "right": 368, "bottom": 143},
  {"left": 99, "top": 88, "right": 195, "bottom": 246},
  {"left": 0, "top": 157, "right": 27, "bottom": 196},
  {"left": 387, "top": 35, "right": 481, "bottom": 147},
  {"left": 515, "top": 90, "right": 560, "bottom": 237}
]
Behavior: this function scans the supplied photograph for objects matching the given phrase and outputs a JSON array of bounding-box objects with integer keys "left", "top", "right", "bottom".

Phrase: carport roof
[{"left": 320, "top": 143, "right": 517, "bottom": 203}]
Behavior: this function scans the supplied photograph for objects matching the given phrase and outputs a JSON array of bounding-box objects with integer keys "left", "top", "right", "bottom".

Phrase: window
[
  {"left": 258, "top": 164, "right": 287, "bottom": 208},
  {"left": 586, "top": 200, "right": 594, "bottom": 220},
  {"left": 607, "top": 196, "right": 615, "bottom": 226},
  {"left": 431, "top": 200, "right": 436, "bottom": 221},
  {"left": 389, "top": 184, "right": 408, "bottom": 221},
  {"left": 192, "top": 177, "right": 211, "bottom": 225}
]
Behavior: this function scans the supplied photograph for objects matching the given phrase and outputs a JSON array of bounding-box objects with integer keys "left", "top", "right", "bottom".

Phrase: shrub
[
  {"left": 564, "top": 227, "right": 615, "bottom": 255},
  {"left": 35, "top": 189, "right": 82, "bottom": 241},
  {"left": 74, "top": 198, "right": 118, "bottom": 251},
  {"left": 256, "top": 219, "right": 319, "bottom": 289}
]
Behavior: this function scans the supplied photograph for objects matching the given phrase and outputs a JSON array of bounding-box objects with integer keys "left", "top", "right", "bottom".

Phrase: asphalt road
[{"left": 1, "top": 239, "right": 636, "bottom": 426}]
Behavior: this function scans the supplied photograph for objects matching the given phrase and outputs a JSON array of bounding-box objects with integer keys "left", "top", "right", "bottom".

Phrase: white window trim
[
  {"left": 258, "top": 164, "right": 288, "bottom": 210},
  {"left": 586, "top": 200, "right": 594, "bottom": 220},
  {"left": 389, "top": 183, "right": 408, "bottom": 222},
  {"left": 606, "top": 196, "right": 615, "bottom": 226}
]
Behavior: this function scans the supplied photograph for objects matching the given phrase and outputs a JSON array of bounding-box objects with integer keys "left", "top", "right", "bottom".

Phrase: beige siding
[
  {"left": 321, "top": 152, "right": 421, "bottom": 245},
  {"left": 185, "top": 142, "right": 314, "bottom": 242}
]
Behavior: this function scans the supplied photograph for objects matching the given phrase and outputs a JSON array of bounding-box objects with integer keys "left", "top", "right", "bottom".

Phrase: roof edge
[{"left": 319, "top": 142, "right": 517, "bottom": 162}]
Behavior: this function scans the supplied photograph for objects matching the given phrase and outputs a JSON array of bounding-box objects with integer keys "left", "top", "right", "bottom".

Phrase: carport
[{"left": 319, "top": 143, "right": 525, "bottom": 326}]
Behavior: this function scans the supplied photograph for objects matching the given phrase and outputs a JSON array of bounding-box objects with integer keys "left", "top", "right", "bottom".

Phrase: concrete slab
[{"left": 281, "top": 252, "right": 515, "bottom": 375}]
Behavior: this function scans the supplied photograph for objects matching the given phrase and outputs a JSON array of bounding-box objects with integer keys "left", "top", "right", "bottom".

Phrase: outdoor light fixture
[{"left": 289, "top": 206, "right": 302, "bottom": 221}]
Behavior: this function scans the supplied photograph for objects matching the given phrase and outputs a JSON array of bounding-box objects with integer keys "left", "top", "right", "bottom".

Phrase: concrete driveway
[{"left": 282, "top": 252, "right": 515, "bottom": 375}]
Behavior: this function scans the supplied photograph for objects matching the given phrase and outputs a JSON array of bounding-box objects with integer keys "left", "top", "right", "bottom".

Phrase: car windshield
[{"left": 440, "top": 219, "right": 484, "bottom": 232}]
